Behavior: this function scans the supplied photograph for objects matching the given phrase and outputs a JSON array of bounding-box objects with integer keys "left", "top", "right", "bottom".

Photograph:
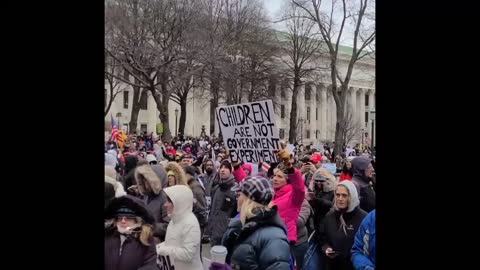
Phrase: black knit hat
[
  {"left": 220, "top": 160, "right": 233, "bottom": 172},
  {"left": 231, "top": 176, "right": 274, "bottom": 205}
]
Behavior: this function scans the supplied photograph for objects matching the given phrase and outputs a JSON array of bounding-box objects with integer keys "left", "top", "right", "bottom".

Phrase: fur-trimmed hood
[
  {"left": 135, "top": 164, "right": 168, "bottom": 195},
  {"left": 165, "top": 162, "right": 187, "bottom": 186},
  {"left": 309, "top": 168, "right": 338, "bottom": 193},
  {"left": 105, "top": 175, "right": 127, "bottom": 198}
]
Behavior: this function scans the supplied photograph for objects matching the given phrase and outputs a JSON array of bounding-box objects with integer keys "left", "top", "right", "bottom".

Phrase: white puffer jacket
[{"left": 157, "top": 185, "right": 203, "bottom": 270}]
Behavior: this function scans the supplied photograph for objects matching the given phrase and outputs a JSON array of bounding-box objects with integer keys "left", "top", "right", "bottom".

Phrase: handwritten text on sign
[{"left": 216, "top": 100, "right": 280, "bottom": 163}]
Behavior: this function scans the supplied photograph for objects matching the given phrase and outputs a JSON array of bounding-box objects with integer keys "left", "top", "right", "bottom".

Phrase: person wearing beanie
[
  {"left": 318, "top": 181, "right": 367, "bottom": 270},
  {"left": 205, "top": 159, "right": 237, "bottom": 246},
  {"left": 104, "top": 195, "right": 157, "bottom": 270},
  {"left": 222, "top": 176, "right": 290, "bottom": 270},
  {"left": 351, "top": 157, "right": 376, "bottom": 212},
  {"left": 134, "top": 164, "right": 170, "bottom": 242},
  {"left": 165, "top": 162, "right": 188, "bottom": 187},
  {"left": 157, "top": 185, "right": 203, "bottom": 270}
]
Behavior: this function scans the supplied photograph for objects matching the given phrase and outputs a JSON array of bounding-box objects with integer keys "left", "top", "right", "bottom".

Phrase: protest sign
[{"left": 215, "top": 100, "right": 280, "bottom": 163}]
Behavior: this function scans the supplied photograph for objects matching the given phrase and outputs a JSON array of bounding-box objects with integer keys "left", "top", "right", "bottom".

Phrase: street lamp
[
  {"left": 175, "top": 108, "right": 179, "bottom": 137},
  {"left": 370, "top": 109, "right": 376, "bottom": 151}
]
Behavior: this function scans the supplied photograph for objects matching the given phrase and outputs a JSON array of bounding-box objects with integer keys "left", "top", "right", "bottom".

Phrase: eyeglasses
[{"left": 116, "top": 216, "right": 136, "bottom": 222}]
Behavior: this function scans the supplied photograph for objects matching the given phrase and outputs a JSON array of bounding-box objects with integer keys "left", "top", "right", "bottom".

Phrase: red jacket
[
  {"left": 272, "top": 168, "right": 305, "bottom": 243},
  {"left": 339, "top": 173, "right": 353, "bottom": 181}
]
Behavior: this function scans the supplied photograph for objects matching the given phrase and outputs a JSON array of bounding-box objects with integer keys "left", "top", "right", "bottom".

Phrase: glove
[{"left": 210, "top": 262, "right": 232, "bottom": 270}]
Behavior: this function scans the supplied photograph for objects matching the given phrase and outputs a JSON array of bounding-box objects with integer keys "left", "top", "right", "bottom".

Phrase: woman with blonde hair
[
  {"left": 318, "top": 181, "right": 367, "bottom": 270},
  {"left": 105, "top": 195, "right": 157, "bottom": 270},
  {"left": 165, "top": 161, "right": 188, "bottom": 187},
  {"left": 222, "top": 176, "right": 291, "bottom": 270}
]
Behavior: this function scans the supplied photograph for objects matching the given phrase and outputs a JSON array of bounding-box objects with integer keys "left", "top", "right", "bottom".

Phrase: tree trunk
[
  {"left": 288, "top": 79, "right": 300, "bottom": 143},
  {"left": 104, "top": 88, "right": 114, "bottom": 117},
  {"left": 178, "top": 99, "right": 187, "bottom": 136},
  {"left": 210, "top": 74, "right": 219, "bottom": 135},
  {"left": 129, "top": 84, "right": 147, "bottom": 133},
  {"left": 334, "top": 103, "right": 346, "bottom": 157}
]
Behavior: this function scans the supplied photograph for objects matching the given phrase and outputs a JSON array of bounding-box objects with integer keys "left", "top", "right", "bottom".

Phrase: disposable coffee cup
[{"left": 210, "top": 245, "right": 228, "bottom": 264}]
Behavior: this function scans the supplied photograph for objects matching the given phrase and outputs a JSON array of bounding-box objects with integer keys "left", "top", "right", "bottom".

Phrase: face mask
[{"left": 206, "top": 168, "right": 213, "bottom": 174}]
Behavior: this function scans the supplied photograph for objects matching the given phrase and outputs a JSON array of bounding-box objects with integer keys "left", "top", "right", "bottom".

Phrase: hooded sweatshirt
[
  {"left": 351, "top": 157, "right": 376, "bottom": 212},
  {"left": 135, "top": 164, "right": 170, "bottom": 242},
  {"left": 320, "top": 181, "right": 367, "bottom": 270},
  {"left": 157, "top": 185, "right": 203, "bottom": 270}
]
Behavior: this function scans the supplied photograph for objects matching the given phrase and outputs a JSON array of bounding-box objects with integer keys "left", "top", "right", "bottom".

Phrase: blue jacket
[
  {"left": 222, "top": 206, "right": 291, "bottom": 270},
  {"left": 351, "top": 210, "right": 376, "bottom": 270}
]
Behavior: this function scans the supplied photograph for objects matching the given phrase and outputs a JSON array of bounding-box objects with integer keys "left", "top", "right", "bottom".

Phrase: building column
[
  {"left": 358, "top": 88, "right": 366, "bottom": 130},
  {"left": 327, "top": 86, "right": 334, "bottom": 141},
  {"left": 298, "top": 84, "right": 305, "bottom": 144},
  {"left": 320, "top": 84, "right": 327, "bottom": 141},
  {"left": 368, "top": 89, "right": 375, "bottom": 146},
  {"left": 311, "top": 84, "right": 318, "bottom": 143},
  {"left": 349, "top": 87, "right": 357, "bottom": 117}
]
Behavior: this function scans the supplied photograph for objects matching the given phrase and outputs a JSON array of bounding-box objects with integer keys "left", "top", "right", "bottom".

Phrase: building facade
[{"left": 105, "top": 43, "right": 375, "bottom": 146}]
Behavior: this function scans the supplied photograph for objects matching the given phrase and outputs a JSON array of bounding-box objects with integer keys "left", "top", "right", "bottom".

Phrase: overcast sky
[{"left": 262, "top": 0, "right": 375, "bottom": 48}]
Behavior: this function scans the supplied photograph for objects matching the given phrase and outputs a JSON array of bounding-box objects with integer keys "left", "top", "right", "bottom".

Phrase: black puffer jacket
[
  {"left": 206, "top": 174, "right": 237, "bottom": 245},
  {"left": 222, "top": 206, "right": 290, "bottom": 270},
  {"left": 319, "top": 207, "right": 367, "bottom": 270},
  {"left": 351, "top": 157, "right": 376, "bottom": 212},
  {"left": 309, "top": 190, "right": 334, "bottom": 230}
]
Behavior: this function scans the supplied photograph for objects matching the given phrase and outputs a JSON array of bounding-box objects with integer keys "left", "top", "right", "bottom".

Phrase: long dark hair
[{"left": 342, "top": 160, "right": 353, "bottom": 176}]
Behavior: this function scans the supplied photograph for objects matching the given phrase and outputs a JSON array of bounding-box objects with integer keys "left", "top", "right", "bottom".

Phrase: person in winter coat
[
  {"left": 222, "top": 176, "right": 290, "bottom": 270},
  {"left": 104, "top": 195, "right": 157, "bottom": 270},
  {"left": 351, "top": 210, "right": 376, "bottom": 270},
  {"left": 241, "top": 163, "right": 253, "bottom": 176},
  {"left": 201, "top": 159, "right": 216, "bottom": 190},
  {"left": 339, "top": 159, "right": 354, "bottom": 182},
  {"left": 294, "top": 198, "right": 313, "bottom": 269},
  {"left": 184, "top": 166, "right": 208, "bottom": 232},
  {"left": 165, "top": 161, "right": 188, "bottom": 187},
  {"left": 105, "top": 182, "right": 115, "bottom": 208},
  {"left": 319, "top": 181, "right": 367, "bottom": 270},
  {"left": 269, "top": 147, "right": 306, "bottom": 246},
  {"left": 351, "top": 157, "right": 376, "bottom": 213},
  {"left": 205, "top": 160, "right": 238, "bottom": 246},
  {"left": 135, "top": 164, "right": 170, "bottom": 242},
  {"left": 123, "top": 156, "right": 139, "bottom": 194},
  {"left": 157, "top": 185, "right": 203, "bottom": 270},
  {"left": 105, "top": 174, "right": 127, "bottom": 198},
  {"left": 307, "top": 168, "right": 336, "bottom": 230}
]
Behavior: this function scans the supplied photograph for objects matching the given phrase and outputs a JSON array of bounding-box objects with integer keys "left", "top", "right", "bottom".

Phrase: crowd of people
[{"left": 105, "top": 133, "right": 376, "bottom": 270}]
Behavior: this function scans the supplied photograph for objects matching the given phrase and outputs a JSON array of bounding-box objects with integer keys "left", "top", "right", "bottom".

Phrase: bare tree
[
  {"left": 341, "top": 107, "right": 362, "bottom": 145},
  {"left": 104, "top": 56, "right": 126, "bottom": 117},
  {"left": 105, "top": 0, "right": 199, "bottom": 142},
  {"left": 291, "top": 0, "right": 375, "bottom": 155},
  {"left": 279, "top": 3, "right": 322, "bottom": 143}
]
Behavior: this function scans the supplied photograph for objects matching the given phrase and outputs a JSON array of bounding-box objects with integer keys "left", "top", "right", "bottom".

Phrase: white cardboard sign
[{"left": 215, "top": 100, "right": 280, "bottom": 163}]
